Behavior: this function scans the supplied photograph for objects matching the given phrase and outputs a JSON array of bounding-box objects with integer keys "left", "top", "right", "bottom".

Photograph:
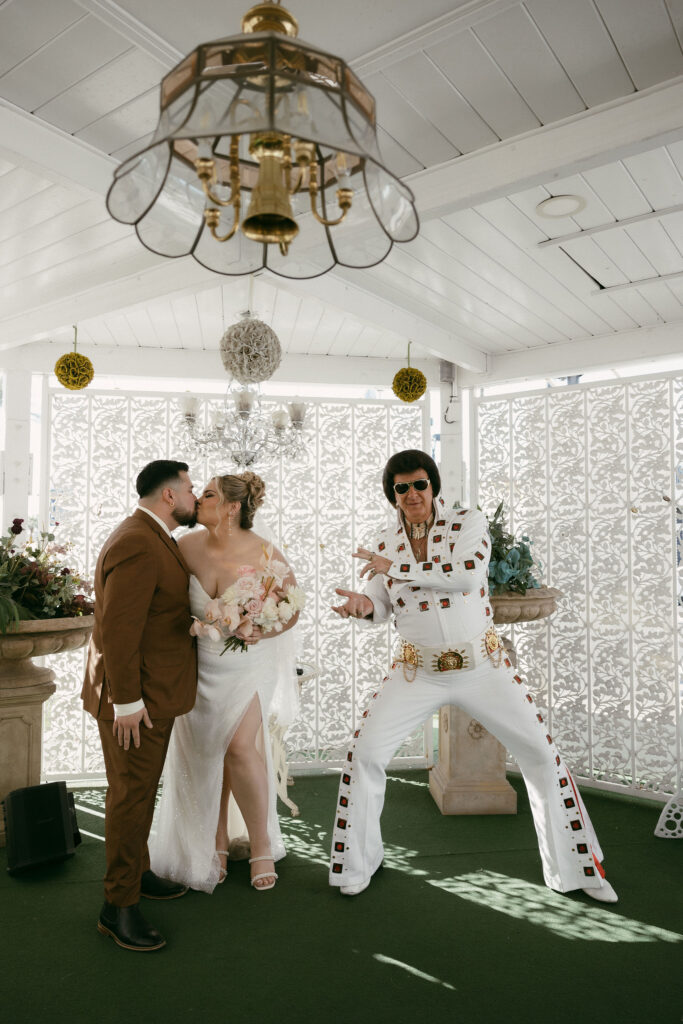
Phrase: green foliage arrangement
[
  {"left": 0, "top": 518, "right": 94, "bottom": 633},
  {"left": 487, "top": 501, "right": 541, "bottom": 596}
]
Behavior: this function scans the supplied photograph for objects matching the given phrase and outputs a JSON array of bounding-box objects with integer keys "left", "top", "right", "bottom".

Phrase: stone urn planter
[
  {"left": 490, "top": 585, "right": 563, "bottom": 625},
  {"left": 430, "top": 588, "right": 562, "bottom": 817},
  {"left": 0, "top": 616, "right": 94, "bottom": 846}
]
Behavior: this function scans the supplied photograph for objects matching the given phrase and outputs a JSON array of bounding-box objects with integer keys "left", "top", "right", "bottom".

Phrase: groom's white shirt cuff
[{"left": 114, "top": 699, "right": 146, "bottom": 716}]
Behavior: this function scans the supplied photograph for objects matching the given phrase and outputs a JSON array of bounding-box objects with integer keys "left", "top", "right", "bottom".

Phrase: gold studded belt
[{"left": 395, "top": 627, "right": 507, "bottom": 682}]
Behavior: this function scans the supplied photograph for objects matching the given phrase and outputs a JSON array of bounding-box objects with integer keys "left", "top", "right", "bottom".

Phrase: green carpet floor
[{"left": 1, "top": 772, "right": 681, "bottom": 1024}]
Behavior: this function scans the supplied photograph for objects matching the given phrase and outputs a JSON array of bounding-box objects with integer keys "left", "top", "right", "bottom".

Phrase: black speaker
[{"left": 3, "top": 781, "right": 82, "bottom": 875}]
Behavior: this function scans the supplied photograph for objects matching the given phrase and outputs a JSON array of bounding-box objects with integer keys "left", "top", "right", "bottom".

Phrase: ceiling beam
[
  {"left": 271, "top": 270, "right": 488, "bottom": 373},
  {"left": 3, "top": 341, "right": 440, "bottom": 388},
  {"left": 409, "top": 76, "right": 683, "bottom": 220},
  {"left": 0, "top": 98, "right": 115, "bottom": 199},
  {"left": 458, "top": 322, "right": 683, "bottom": 387},
  {"left": 538, "top": 202, "right": 683, "bottom": 249}
]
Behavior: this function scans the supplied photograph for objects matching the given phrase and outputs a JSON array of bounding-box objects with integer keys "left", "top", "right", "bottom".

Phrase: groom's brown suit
[{"left": 82, "top": 509, "right": 197, "bottom": 906}]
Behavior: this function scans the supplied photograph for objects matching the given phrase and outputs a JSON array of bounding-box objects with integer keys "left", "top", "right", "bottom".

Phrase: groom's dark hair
[{"left": 136, "top": 460, "right": 189, "bottom": 498}]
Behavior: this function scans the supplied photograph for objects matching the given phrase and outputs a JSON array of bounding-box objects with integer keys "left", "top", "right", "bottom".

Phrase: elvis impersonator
[{"left": 329, "top": 449, "right": 618, "bottom": 903}]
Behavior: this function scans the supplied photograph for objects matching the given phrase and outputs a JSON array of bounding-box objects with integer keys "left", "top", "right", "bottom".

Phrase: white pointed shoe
[
  {"left": 582, "top": 879, "right": 618, "bottom": 903},
  {"left": 340, "top": 877, "right": 371, "bottom": 896}
]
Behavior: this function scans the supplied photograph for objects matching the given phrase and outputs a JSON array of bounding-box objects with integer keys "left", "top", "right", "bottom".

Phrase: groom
[{"left": 82, "top": 460, "right": 198, "bottom": 951}]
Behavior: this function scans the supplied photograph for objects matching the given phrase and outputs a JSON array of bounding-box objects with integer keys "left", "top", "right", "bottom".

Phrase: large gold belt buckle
[
  {"left": 483, "top": 626, "right": 503, "bottom": 667},
  {"left": 432, "top": 649, "right": 466, "bottom": 672},
  {"left": 399, "top": 642, "right": 420, "bottom": 683}
]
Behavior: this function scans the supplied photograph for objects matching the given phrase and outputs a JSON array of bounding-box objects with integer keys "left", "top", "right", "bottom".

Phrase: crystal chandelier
[
  {"left": 106, "top": 1, "right": 419, "bottom": 279},
  {"left": 181, "top": 387, "right": 307, "bottom": 468}
]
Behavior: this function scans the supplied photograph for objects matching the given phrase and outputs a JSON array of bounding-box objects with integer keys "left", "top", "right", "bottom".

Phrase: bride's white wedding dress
[{"left": 149, "top": 574, "right": 296, "bottom": 893}]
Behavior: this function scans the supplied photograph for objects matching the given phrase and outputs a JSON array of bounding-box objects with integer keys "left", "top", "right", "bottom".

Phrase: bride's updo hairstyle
[{"left": 215, "top": 471, "right": 266, "bottom": 529}]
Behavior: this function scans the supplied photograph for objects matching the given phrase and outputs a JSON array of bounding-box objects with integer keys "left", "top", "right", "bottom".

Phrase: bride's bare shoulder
[{"left": 178, "top": 527, "right": 209, "bottom": 553}]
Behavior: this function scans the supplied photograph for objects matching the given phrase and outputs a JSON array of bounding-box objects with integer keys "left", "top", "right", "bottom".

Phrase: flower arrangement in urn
[
  {"left": 0, "top": 518, "right": 94, "bottom": 633},
  {"left": 486, "top": 502, "right": 541, "bottom": 596}
]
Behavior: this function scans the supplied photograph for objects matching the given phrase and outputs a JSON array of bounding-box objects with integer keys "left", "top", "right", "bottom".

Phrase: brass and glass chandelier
[{"left": 106, "top": 1, "right": 419, "bottom": 279}]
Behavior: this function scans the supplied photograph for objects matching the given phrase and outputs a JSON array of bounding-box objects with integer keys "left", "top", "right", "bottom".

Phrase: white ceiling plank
[
  {"left": 378, "top": 248, "right": 543, "bottom": 347},
  {"left": 0, "top": 165, "right": 54, "bottom": 214},
  {"left": 0, "top": 184, "right": 90, "bottom": 244},
  {"left": 524, "top": 0, "right": 635, "bottom": 107},
  {"left": 561, "top": 237, "right": 629, "bottom": 289},
  {"left": 458, "top": 321, "right": 683, "bottom": 386},
  {"left": 622, "top": 147, "right": 683, "bottom": 209},
  {"left": 457, "top": 201, "right": 604, "bottom": 332},
  {"left": 604, "top": 288, "right": 663, "bottom": 327},
  {"left": 402, "top": 230, "right": 569, "bottom": 343},
  {"left": 123, "top": 307, "right": 163, "bottom": 348},
  {"left": 77, "top": 88, "right": 158, "bottom": 154},
  {"left": 0, "top": 15, "right": 129, "bottom": 112},
  {"left": 0, "top": 217, "right": 129, "bottom": 287},
  {"left": 36, "top": 47, "right": 165, "bottom": 133},
  {"left": 591, "top": 230, "right": 657, "bottom": 283},
  {"left": 168, "top": 293, "right": 204, "bottom": 351},
  {"left": 100, "top": 310, "right": 139, "bottom": 348},
  {"left": 507, "top": 184, "right": 583, "bottom": 239},
  {"left": 593, "top": 0, "right": 683, "bottom": 90},
  {"left": 325, "top": 319, "right": 365, "bottom": 358},
  {"left": 657, "top": 209, "right": 683, "bottom": 257},
  {"left": 0, "top": 197, "right": 104, "bottom": 267},
  {"left": 409, "top": 77, "right": 683, "bottom": 221},
  {"left": 0, "top": 98, "right": 116, "bottom": 197},
  {"left": 360, "top": 260, "right": 517, "bottom": 352},
  {"left": 625, "top": 219, "right": 683, "bottom": 275},
  {"left": 375, "top": 125, "right": 423, "bottom": 178},
  {"left": 426, "top": 28, "right": 539, "bottom": 139},
  {"left": 472, "top": 5, "right": 585, "bottom": 124},
  {"left": 274, "top": 270, "right": 488, "bottom": 372},
  {"left": 0, "top": 247, "right": 214, "bottom": 347},
  {"left": 424, "top": 214, "right": 617, "bottom": 335},
  {"left": 548, "top": 173, "right": 616, "bottom": 231},
  {"left": 365, "top": 72, "right": 460, "bottom": 167},
  {"left": 0, "top": 0, "right": 85, "bottom": 76},
  {"left": 381, "top": 53, "right": 497, "bottom": 155},
  {"left": 632, "top": 280, "right": 683, "bottom": 320},
  {"left": 580, "top": 161, "right": 651, "bottom": 221}
]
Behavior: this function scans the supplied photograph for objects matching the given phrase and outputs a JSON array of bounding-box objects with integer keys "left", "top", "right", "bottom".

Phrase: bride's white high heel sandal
[
  {"left": 217, "top": 849, "right": 229, "bottom": 884},
  {"left": 249, "top": 855, "right": 278, "bottom": 891}
]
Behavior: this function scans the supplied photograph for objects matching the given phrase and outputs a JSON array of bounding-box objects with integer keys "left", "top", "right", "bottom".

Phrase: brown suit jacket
[{"left": 82, "top": 509, "right": 197, "bottom": 721}]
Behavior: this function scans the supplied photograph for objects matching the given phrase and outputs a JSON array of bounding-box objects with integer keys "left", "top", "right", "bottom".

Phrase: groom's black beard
[{"left": 172, "top": 508, "right": 198, "bottom": 529}]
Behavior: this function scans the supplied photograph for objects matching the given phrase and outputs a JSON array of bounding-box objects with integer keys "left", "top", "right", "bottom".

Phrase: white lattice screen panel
[
  {"left": 42, "top": 390, "right": 427, "bottom": 779},
  {"left": 476, "top": 374, "right": 682, "bottom": 798}
]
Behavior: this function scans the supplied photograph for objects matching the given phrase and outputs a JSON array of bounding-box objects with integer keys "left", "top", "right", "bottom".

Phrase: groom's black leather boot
[
  {"left": 97, "top": 901, "right": 166, "bottom": 951},
  {"left": 140, "top": 870, "right": 189, "bottom": 900}
]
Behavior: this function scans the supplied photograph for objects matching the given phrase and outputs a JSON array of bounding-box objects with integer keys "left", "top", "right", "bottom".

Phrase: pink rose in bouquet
[{"left": 189, "top": 543, "right": 305, "bottom": 653}]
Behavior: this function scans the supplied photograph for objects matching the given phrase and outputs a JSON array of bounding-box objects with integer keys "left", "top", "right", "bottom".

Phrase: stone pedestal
[
  {"left": 429, "top": 705, "right": 517, "bottom": 814},
  {"left": 430, "top": 588, "right": 563, "bottom": 816},
  {"left": 0, "top": 616, "right": 93, "bottom": 846}
]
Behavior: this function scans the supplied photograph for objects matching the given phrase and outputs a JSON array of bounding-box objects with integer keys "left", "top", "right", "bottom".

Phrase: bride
[{"left": 149, "top": 471, "right": 300, "bottom": 893}]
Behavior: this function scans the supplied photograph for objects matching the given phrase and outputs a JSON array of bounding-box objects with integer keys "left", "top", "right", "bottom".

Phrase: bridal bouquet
[{"left": 190, "top": 543, "right": 305, "bottom": 654}]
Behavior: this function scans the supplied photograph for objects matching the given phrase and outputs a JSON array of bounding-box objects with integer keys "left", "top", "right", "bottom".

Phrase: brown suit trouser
[{"left": 98, "top": 718, "right": 174, "bottom": 906}]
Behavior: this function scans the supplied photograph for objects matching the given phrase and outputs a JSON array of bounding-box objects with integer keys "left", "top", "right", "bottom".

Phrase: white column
[
  {"left": 1, "top": 370, "right": 32, "bottom": 529},
  {"left": 430, "top": 364, "right": 517, "bottom": 815},
  {"left": 438, "top": 364, "right": 463, "bottom": 504}
]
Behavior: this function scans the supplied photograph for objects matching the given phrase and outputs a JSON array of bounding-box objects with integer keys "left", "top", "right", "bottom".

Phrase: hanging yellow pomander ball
[
  {"left": 392, "top": 342, "right": 426, "bottom": 402},
  {"left": 54, "top": 326, "right": 94, "bottom": 390}
]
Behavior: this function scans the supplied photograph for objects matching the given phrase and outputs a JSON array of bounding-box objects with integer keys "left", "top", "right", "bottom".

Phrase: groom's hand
[{"left": 113, "top": 707, "right": 153, "bottom": 750}]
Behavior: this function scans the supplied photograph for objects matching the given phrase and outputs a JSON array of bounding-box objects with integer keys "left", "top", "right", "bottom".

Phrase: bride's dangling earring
[{"left": 227, "top": 514, "right": 233, "bottom": 537}]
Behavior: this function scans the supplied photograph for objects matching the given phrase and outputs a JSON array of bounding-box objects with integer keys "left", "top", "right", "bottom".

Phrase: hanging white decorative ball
[{"left": 219, "top": 313, "right": 282, "bottom": 384}]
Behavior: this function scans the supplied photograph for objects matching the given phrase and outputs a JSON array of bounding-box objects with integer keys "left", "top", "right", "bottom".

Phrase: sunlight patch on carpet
[
  {"left": 372, "top": 953, "right": 456, "bottom": 990},
  {"left": 429, "top": 871, "right": 683, "bottom": 943}
]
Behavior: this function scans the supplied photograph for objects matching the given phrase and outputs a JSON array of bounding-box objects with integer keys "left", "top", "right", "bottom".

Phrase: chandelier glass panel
[{"left": 106, "top": 2, "right": 419, "bottom": 279}]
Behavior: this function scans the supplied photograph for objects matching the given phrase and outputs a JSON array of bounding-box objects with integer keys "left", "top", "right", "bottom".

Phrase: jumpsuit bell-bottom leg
[{"left": 329, "top": 659, "right": 604, "bottom": 894}]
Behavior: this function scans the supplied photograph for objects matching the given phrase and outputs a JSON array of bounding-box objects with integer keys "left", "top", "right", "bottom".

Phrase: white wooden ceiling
[{"left": 2, "top": 0, "right": 683, "bottom": 385}]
